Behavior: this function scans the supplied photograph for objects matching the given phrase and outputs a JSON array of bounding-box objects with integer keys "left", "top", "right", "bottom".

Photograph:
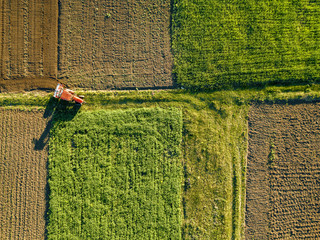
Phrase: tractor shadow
[
  {"left": 33, "top": 97, "right": 81, "bottom": 151},
  {"left": 33, "top": 97, "right": 81, "bottom": 240}
]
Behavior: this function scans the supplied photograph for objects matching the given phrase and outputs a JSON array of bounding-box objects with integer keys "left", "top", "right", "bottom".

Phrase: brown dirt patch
[
  {"left": 246, "top": 102, "right": 320, "bottom": 239},
  {"left": 0, "top": 77, "right": 58, "bottom": 92},
  {"left": 0, "top": 109, "right": 50, "bottom": 239},
  {"left": 57, "top": 0, "right": 173, "bottom": 90},
  {"left": 0, "top": 0, "right": 58, "bottom": 88}
]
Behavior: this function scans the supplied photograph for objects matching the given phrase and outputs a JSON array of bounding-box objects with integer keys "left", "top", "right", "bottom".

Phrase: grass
[
  {"left": 47, "top": 108, "right": 183, "bottom": 239},
  {"left": 2, "top": 86, "right": 320, "bottom": 239},
  {"left": 172, "top": 0, "right": 320, "bottom": 89}
]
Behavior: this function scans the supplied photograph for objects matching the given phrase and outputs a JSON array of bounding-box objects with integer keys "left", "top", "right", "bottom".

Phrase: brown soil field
[
  {"left": 0, "top": 109, "right": 50, "bottom": 240},
  {"left": 0, "top": 0, "right": 58, "bottom": 90},
  {"left": 57, "top": 0, "right": 173, "bottom": 90},
  {"left": 0, "top": 77, "right": 58, "bottom": 92},
  {"left": 246, "top": 102, "right": 320, "bottom": 239}
]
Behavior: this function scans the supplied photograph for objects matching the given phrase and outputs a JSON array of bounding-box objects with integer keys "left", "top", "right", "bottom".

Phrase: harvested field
[
  {"left": 0, "top": 109, "right": 50, "bottom": 240},
  {"left": 0, "top": 0, "right": 58, "bottom": 87},
  {"left": 58, "top": 0, "right": 173, "bottom": 90},
  {"left": 246, "top": 102, "right": 320, "bottom": 239}
]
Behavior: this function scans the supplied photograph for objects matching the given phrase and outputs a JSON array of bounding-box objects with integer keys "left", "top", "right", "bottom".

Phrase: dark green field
[
  {"left": 172, "top": 0, "right": 320, "bottom": 89},
  {"left": 47, "top": 108, "right": 182, "bottom": 239}
]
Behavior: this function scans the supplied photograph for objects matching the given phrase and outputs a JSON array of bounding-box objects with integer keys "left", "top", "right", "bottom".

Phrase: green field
[
  {"left": 172, "top": 0, "right": 320, "bottom": 89},
  {"left": 47, "top": 108, "right": 183, "bottom": 239},
  {"left": 2, "top": 85, "right": 320, "bottom": 239}
]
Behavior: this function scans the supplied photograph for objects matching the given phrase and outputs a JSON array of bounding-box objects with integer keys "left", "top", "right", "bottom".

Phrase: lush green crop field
[
  {"left": 47, "top": 108, "right": 183, "bottom": 239},
  {"left": 172, "top": 0, "right": 320, "bottom": 89}
]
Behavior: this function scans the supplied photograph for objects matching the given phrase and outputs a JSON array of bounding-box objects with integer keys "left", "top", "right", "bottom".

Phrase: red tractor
[{"left": 53, "top": 83, "right": 85, "bottom": 105}]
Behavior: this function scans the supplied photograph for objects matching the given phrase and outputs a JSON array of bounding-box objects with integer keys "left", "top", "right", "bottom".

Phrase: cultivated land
[
  {"left": 246, "top": 102, "right": 320, "bottom": 239},
  {"left": 0, "top": 109, "right": 50, "bottom": 240},
  {"left": 2, "top": 85, "right": 320, "bottom": 239},
  {"left": 0, "top": 0, "right": 58, "bottom": 90},
  {"left": 47, "top": 108, "right": 182, "bottom": 239},
  {"left": 1, "top": 0, "right": 320, "bottom": 238},
  {"left": 172, "top": 0, "right": 320, "bottom": 89},
  {"left": 58, "top": 0, "right": 173, "bottom": 89}
]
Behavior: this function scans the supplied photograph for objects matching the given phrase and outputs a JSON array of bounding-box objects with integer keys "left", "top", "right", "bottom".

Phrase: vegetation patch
[
  {"left": 47, "top": 108, "right": 182, "bottom": 239},
  {"left": 172, "top": 0, "right": 320, "bottom": 89},
  {"left": 2, "top": 85, "right": 320, "bottom": 239}
]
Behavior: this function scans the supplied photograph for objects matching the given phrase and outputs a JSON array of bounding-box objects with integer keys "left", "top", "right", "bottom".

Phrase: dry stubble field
[
  {"left": 246, "top": 102, "right": 320, "bottom": 239},
  {"left": 0, "top": 109, "right": 50, "bottom": 240}
]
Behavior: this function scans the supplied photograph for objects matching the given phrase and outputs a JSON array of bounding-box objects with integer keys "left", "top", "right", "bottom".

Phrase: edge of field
[{"left": 2, "top": 84, "right": 320, "bottom": 239}]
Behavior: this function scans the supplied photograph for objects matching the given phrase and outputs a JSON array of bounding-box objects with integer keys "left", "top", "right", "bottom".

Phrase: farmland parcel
[
  {"left": 0, "top": 88, "right": 254, "bottom": 239},
  {"left": 4, "top": 86, "right": 320, "bottom": 239},
  {"left": 0, "top": 109, "right": 50, "bottom": 240},
  {"left": 172, "top": 0, "right": 320, "bottom": 89},
  {"left": 58, "top": 0, "right": 173, "bottom": 89},
  {"left": 246, "top": 102, "right": 320, "bottom": 239},
  {"left": 0, "top": 0, "right": 58, "bottom": 91},
  {"left": 47, "top": 108, "right": 182, "bottom": 239}
]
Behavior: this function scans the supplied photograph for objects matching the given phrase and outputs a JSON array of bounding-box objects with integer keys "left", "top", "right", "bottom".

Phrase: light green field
[{"left": 47, "top": 108, "right": 183, "bottom": 240}]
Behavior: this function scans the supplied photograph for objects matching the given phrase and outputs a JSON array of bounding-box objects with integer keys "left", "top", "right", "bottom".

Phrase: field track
[
  {"left": 0, "top": 0, "right": 58, "bottom": 81},
  {"left": 246, "top": 102, "right": 320, "bottom": 239},
  {"left": 0, "top": 109, "right": 50, "bottom": 240},
  {"left": 0, "top": 77, "right": 58, "bottom": 92}
]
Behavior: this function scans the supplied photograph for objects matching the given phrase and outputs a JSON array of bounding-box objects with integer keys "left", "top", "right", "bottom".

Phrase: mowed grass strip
[
  {"left": 172, "top": 0, "right": 320, "bottom": 89},
  {"left": 47, "top": 108, "right": 182, "bottom": 240}
]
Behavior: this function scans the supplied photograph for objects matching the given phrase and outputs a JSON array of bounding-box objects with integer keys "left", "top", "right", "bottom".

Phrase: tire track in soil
[
  {"left": 0, "top": 109, "right": 50, "bottom": 240},
  {"left": 246, "top": 102, "right": 320, "bottom": 240}
]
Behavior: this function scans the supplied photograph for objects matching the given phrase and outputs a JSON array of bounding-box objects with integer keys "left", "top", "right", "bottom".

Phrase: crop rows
[
  {"left": 0, "top": 0, "right": 58, "bottom": 80},
  {"left": 47, "top": 108, "right": 182, "bottom": 239},
  {"left": 172, "top": 0, "right": 320, "bottom": 89}
]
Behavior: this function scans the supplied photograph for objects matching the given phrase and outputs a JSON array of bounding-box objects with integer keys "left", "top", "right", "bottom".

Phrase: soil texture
[
  {"left": 0, "top": 109, "right": 50, "bottom": 240},
  {"left": 246, "top": 102, "right": 320, "bottom": 239},
  {"left": 57, "top": 0, "right": 173, "bottom": 89},
  {"left": 0, "top": 77, "right": 58, "bottom": 92},
  {"left": 0, "top": 0, "right": 58, "bottom": 86}
]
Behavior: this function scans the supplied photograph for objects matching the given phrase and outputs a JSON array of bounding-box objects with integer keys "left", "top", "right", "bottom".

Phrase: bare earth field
[
  {"left": 0, "top": 77, "right": 58, "bottom": 92},
  {"left": 0, "top": 109, "right": 50, "bottom": 240},
  {"left": 0, "top": 0, "right": 58, "bottom": 92},
  {"left": 58, "top": 0, "right": 173, "bottom": 89},
  {"left": 0, "top": 0, "right": 172, "bottom": 91},
  {"left": 246, "top": 102, "right": 320, "bottom": 239}
]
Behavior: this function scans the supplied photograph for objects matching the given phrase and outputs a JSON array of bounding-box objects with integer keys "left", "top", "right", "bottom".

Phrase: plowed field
[
  {"left": 246, "top": 102, "right": 320, "bottom": 239},
  {"left": 0, "top": 109, "right": 50, "bottom": 240},
  {"left": 0, "top": 0, "right": 58, "bottom": 82},
  {"left": 58, "top": 0, "right": 173, "bottom": 89}
]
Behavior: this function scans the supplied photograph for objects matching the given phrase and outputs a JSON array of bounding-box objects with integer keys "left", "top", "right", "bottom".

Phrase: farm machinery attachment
[{"left": 53, "top": 83, "right": 85, "bottom": 105}]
